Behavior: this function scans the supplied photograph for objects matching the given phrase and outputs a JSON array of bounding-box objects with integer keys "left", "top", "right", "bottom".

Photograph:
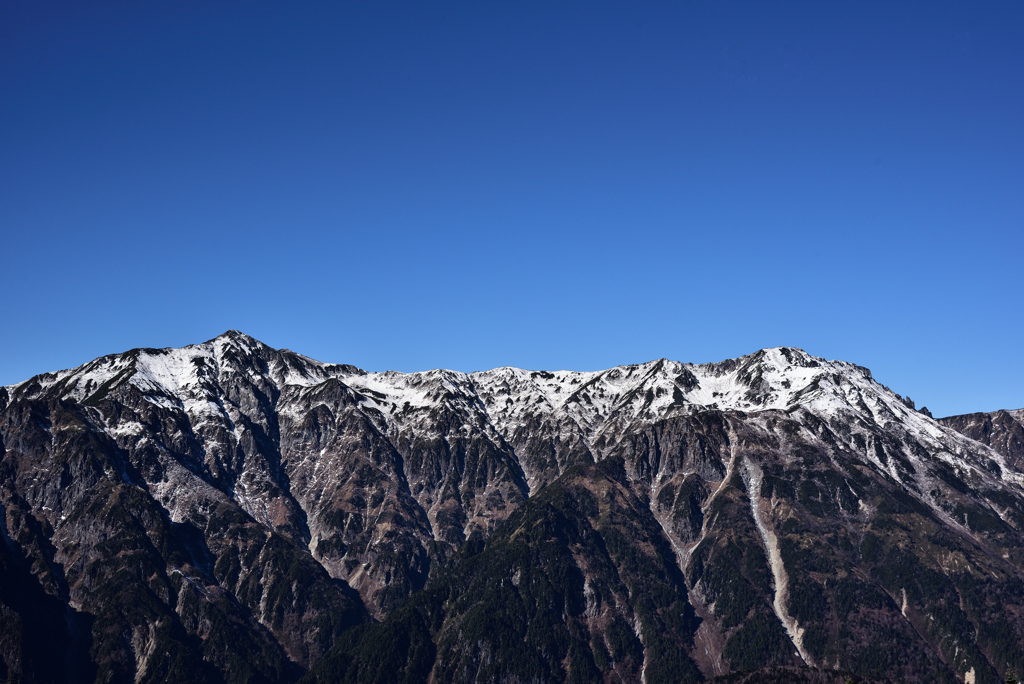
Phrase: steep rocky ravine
[{"left": 1, "top": 331, "right": 1023, "bottom": 683}]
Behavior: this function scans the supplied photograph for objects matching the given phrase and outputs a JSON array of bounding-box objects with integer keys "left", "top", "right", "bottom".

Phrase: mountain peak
[{"left": 208, "top": 328, "right": 264, "bottom": 351}]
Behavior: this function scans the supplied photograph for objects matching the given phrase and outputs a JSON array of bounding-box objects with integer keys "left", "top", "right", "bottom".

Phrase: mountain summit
[{"left": 2, "top": 332, "right": 1022, "bottom": 683}]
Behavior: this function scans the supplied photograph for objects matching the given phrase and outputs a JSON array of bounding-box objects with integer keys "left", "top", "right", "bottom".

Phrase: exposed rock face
[
  {"left": 1, "top": 332, "right": 1023, "bottom": 683},
  {"left": 940, "top": 408, "right": 1024, "bottom": 474}
]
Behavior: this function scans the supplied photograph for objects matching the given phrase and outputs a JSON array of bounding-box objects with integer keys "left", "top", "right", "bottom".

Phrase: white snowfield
[{"left": 7, "top": 332, "right": 1020, "bottom": 499}]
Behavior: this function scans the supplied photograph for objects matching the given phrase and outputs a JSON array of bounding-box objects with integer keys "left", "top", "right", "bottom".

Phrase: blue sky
[{"left": 2, "top": 1, "right": 1022, "bottom": 417}]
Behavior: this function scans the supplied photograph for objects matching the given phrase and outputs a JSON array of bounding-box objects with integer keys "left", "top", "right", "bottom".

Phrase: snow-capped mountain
[{"left": 1, "top": 331, "right": 1022, "bottom": 684}]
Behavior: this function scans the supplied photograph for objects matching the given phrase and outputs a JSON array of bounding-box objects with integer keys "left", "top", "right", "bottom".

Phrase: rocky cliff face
[
  {"left": 940, "top": 409, "right": 1024, "bottom": 475},
  {"left": 1, "top": 332, "right": 1022, "bottom": 683}
]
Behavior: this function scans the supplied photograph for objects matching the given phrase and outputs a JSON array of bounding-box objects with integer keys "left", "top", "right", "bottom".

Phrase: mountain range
[{"left": 1, "top": 331, "right": 1023, "bottom": 683}]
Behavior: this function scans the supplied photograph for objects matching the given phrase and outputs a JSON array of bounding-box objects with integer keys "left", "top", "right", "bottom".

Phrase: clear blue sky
[{"left": 2, "top": 1, "right": 1022, "bottom": 417}]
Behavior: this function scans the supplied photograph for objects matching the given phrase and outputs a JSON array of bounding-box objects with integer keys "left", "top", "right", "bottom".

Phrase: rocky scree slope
[{"left": 1, "top": 331, "right": 1023, "bottom": 684}]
